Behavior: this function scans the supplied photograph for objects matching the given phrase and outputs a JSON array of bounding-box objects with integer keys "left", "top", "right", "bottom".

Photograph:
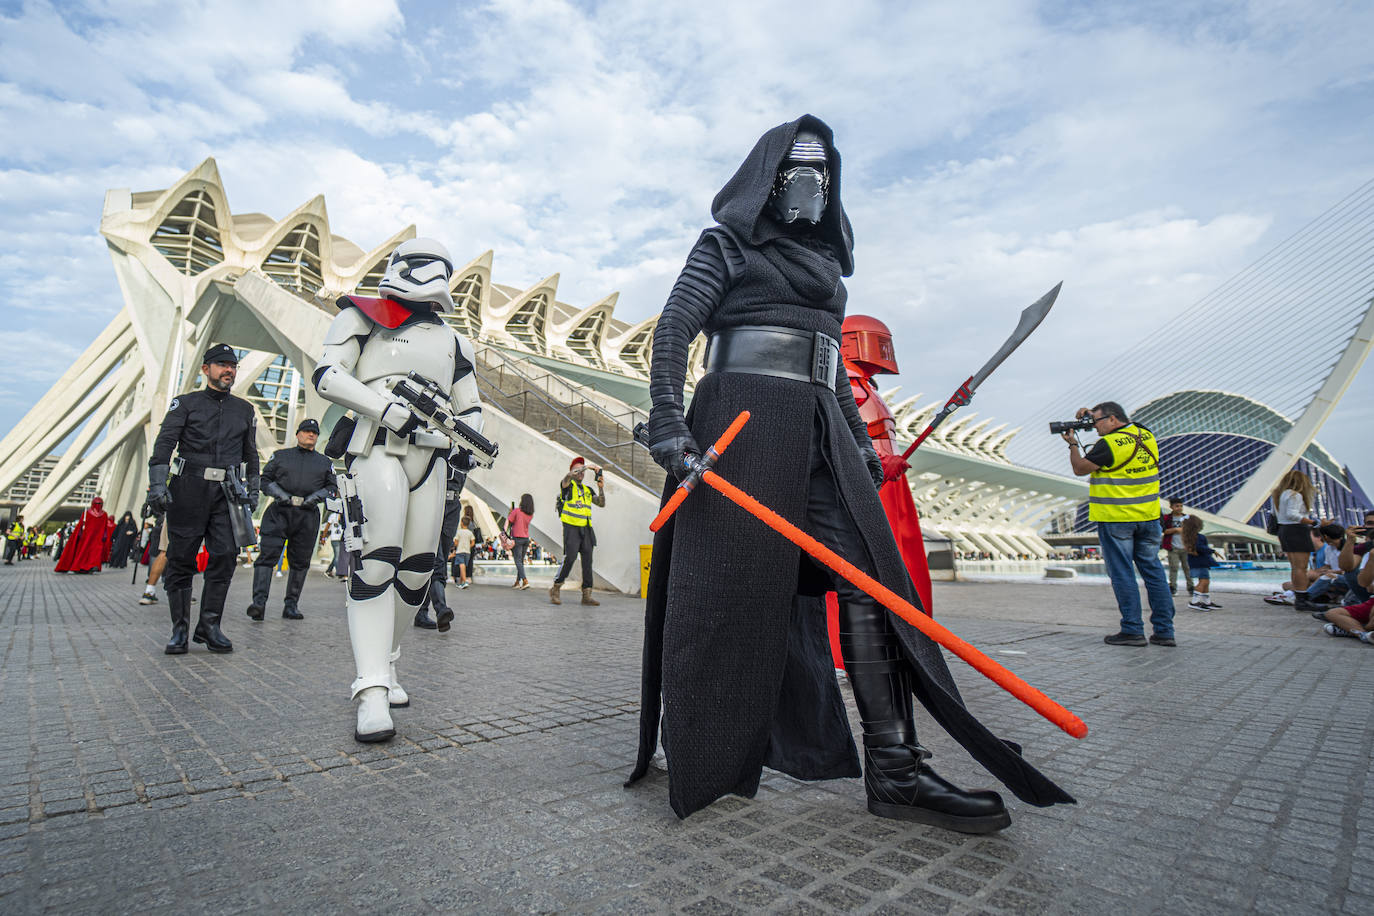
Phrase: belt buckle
[
  {"left": 811, "top": 332, "right": 837, "bottom": 386},
  {"left": 203, "top": 467, "right": 226, "bottom": 482}
]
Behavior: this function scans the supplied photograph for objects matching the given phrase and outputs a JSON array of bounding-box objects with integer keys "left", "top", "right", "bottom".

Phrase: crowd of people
[{"left": 1258, "top": 469, "right": 1374, "bottom": 643}]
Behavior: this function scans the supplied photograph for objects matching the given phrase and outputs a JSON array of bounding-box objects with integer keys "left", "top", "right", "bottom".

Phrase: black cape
[{"left": 629, "top": 114, "right": 1074, "bottom": 819}]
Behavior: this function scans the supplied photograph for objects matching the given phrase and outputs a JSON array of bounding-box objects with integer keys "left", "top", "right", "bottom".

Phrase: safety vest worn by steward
[
  {"left": 5, "top": 523, "right": 21, "bottom": 542},
  {"left": 559, "top": 480, "right": 597, "bottom": 527},
  {"left": 1088, "top": 422, "right": 1161, "bottom": 523}
]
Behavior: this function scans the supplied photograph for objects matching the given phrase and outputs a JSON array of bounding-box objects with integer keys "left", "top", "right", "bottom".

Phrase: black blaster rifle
[{"left": 388, "top": 372, "right": 500, "bottom": 470}]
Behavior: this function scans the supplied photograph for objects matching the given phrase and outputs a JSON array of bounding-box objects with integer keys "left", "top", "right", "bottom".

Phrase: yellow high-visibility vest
[
  {"left": 1088, "top": 423, "right": 1161, "bottom": 523},
  {"left": 559, "top": 480, "right": 596, "bottom": 527}
]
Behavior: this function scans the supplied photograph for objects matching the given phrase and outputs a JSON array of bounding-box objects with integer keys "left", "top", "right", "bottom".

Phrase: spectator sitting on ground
[
  {"left": 1322, "top": 590, "right": 1374, "bottom": 645},
  {"left": 1269, "top": 527, "right": 1335, "bottom": 605},
  {"left": 1304, "top": 523, "right": 1353, "bottom": 609},
  {"left": 1335, "top": 510, "right": 1374, "bottom": 605}
]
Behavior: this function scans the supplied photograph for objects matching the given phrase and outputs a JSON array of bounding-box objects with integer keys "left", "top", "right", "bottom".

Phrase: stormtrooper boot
[
  {"left": 388, "top": 661, "right": 409, "bottom": 708},
  {"left": 840, "top": 598, "right": 1009, "bottom": 834},
  {"left": 165, "top": 588, "right": 191, "bottom": 655},
  {"left": 348, "top": 591, "right": 397, "bottom": 740},
  {"left": 246, "top": 565, "right": 271, "bottom": 620},
  {"left": 282, "top": 567, "right": 307, "bottom": 619},
  {"left": 354, "top": 687, "right": 394, "bottom": 742},
  {"left": 193, "top": 601, "right": 233, "bottom": 653}
]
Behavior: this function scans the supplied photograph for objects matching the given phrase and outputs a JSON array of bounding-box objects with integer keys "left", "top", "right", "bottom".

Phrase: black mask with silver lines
[{"left": 767, "top": 131, "right": 829, "bottom": 225}]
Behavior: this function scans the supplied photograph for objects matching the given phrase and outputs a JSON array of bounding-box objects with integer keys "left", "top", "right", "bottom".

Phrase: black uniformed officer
[
  {"left": 413, "top": 461, "right": 465, "bottom": 633},
  {"left": 146, "top": 343, "right": 260, "bottom": 655},
  {"left": 248, "top": 418, "right": 335, "bottom": 621}
]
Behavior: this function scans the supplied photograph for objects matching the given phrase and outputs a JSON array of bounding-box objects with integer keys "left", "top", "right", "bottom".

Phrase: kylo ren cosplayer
[{"left": 630, "top": 115, "right": 1073, "bottom": 832}]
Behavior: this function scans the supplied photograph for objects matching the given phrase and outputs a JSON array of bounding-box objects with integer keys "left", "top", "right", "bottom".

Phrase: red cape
[{"left": 55, "top": 508, "right": 110, "bottom": 572}]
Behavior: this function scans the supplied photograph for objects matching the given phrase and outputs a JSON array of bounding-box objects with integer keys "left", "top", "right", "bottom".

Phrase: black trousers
[
  {"left": 163, "top": 475, "right": 238, "bottom": 614},
  {"left": 253, "top": 503, "right": 320, "bottom": 609},
  {"left": 420, "top": 496, "right": 463, "bottom": 614},
  {"left": 555, "top": 523, "right": 595, "bottom": 588}
]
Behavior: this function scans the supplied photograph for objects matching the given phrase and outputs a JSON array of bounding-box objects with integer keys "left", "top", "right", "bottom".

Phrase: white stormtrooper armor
[{"left": 313, "top": 238, "right": 483, "bottom": 742}]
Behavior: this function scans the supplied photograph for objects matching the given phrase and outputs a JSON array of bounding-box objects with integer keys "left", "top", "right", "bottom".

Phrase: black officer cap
[
  {"left": 202, "top": 343, "right": 239, "bottom": 365},
  {"left": 297, "top": 418, "right": 320, "bottom": 434}
]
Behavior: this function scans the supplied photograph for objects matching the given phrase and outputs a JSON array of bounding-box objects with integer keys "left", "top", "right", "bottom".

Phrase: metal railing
[{"left": 472, "top": 345, "right": 664, "bottom": 494}]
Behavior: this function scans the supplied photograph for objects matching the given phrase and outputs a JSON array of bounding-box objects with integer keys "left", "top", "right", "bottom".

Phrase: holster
[{"left": 219, "top": 480, "right": 259, "bottom": 549}]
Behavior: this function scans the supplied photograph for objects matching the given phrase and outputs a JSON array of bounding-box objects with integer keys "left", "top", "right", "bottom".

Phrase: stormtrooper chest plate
[{"left": 355, "top": 320, "right": 457, "bottom": 390}]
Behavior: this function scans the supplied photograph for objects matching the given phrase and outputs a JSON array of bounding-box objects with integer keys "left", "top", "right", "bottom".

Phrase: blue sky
[{"left": 1, "top": 0, "right": 1371, "bottom": 492}]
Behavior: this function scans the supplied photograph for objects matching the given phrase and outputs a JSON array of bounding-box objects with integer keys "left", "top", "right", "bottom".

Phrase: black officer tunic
[
  {"left": 149, "top": 388, "right": 260, "bottom": 611},
  {"left": 253, "top": 445, "right": 335, "bottom": 610}
]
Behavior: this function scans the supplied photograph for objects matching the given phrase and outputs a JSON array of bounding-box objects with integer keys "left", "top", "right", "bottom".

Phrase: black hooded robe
[{"left": 628, "top": 114, "right": 1074, "bottom": 819}]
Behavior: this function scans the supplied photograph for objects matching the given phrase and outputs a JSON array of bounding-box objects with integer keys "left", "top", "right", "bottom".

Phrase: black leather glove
[
  {"left": 147, "top": 465, "right": 173, "bottom": 514},
  {"left": 302, "top": 488, "right": 331, "bottom": 508},
  {"left": 646, "top": 407, "right": 701, "bottom": 482},
  {"left": 860, "top": 445, "right": 883, "bottom": 491},
  {"left": 246, "top": 489, "right": 260, "bottom": 513},
  {"left": 264, "top": 481, "right": 291, "bottom": 503}
]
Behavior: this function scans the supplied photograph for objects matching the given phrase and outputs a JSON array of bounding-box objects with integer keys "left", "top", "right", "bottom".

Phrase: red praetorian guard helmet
[{"left": 841, "top": 315, "right": 899, "bottom": 375}]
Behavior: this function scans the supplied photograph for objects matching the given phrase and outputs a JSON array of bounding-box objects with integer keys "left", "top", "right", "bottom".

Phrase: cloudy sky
[{"left": 2, "top": 0, "right": 1371, "bottom": 490}]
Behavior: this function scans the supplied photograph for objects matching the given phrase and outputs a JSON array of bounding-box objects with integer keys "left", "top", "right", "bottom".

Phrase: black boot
[
  {"left": 413, "top": 607, "right": 438, "bottom": 629},
  {"left": 165, "top": 588, "right": 191, "bottom": 655},
  {"left": 193, "top": 602, "right": 234, "bottom": 653},
  {"left": 247, "top": 565, "right": 271, "bottom": 620},
  {"left": 839, "top": 599, "right": 1010, "bottom": 834},
  {"left": 429, "top": 578, "right": 453, "bottom": 632},
  {"left": 281, "top": 567, "right": 307, "bottom": 619}
]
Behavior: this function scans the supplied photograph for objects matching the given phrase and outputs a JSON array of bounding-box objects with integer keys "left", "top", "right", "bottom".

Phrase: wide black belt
[
  {"left": 171, "top": 457, "right": 234, "bottom": 481},
  {"left": 704, "top": 325, "right": 839, "bottom": 387}
]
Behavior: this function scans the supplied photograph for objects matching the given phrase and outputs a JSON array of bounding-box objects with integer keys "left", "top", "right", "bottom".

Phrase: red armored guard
[{"left": 826, "top": 316, "right": 934, "bottom": 666}]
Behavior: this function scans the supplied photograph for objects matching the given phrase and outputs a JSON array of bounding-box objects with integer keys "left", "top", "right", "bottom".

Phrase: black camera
[{"left": 1048, "top": 417, "right": 1096, "bottom": 435}]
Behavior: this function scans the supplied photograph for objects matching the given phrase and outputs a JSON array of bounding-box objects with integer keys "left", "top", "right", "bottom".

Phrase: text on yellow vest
[{"left": 1088, "top": 423, "right": 1161, "bottom": 523}]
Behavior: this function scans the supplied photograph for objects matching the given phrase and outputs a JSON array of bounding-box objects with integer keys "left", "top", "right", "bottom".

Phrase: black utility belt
[
  {"left": 170, "top": 458, "right": 234, "bottom": 481},
  {"left": 704, "top": 325, "right": 839, "bottom": 386}
]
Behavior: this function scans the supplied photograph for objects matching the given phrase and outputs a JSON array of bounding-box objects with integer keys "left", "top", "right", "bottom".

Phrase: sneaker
[
  {"left": 1104, "top": 632, "right": 1147, "bottom": 647},
  {"left": 1263, "top": 592, "right": 1291, "bottom": 606},
  {"left": 1187, "top": 600, "right": 1211, "bottom": 611},
  {"left": 1310, "top": 609, "right": 1329, "bottom": 621},
  {"left": 1361, "top": 631, "right": 1374, "bottom": 645},
  {"left": 1149, "top": 634, "right": 1177, "bottom": 647},
  {"left": 138, "top": 592, "right": 158, "bottom": 605},
  {"left": 1205, "top": 598, "right": 1222, "bottom": 609},
  {"left": 1324, "top": 623, "right": 1358, "bottom": 639},
  {"left": 459, "top": 582, "right": 470, "bottom": 589}
]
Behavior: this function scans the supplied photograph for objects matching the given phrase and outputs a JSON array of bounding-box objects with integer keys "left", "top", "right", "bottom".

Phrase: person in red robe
[
  {"left": 826, "top": 315, "right": 934, "bottom": 667},
  {"left": 55, "top": 497, "right": 112, "bottom": 574}
]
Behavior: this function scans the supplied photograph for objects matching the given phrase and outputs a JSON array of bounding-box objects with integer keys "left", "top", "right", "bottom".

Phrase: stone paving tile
[{"left": 1, "top": 564, "right": 1370, "bottom": 913}]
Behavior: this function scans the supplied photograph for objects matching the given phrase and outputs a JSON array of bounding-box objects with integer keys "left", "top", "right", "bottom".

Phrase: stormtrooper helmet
[
  {"left": 378, "top": 238, "right": 455, "bottom": 312},
  {"left": 767, "top": 130, "right": 829, "bottom": 225}
]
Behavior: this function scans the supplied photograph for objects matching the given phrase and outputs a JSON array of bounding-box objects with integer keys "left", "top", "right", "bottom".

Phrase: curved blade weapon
[{"left": 901, "top": 282, "right": 1062, "bottom": 460}]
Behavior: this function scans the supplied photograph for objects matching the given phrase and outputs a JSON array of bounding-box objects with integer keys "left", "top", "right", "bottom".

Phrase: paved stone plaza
[{"left": 0, "top": 561, "right": 1369, "bottom": 914}]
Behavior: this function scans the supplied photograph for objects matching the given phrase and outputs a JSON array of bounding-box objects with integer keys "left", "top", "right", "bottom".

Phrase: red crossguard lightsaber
[{"left": 649, "top": 410, "right": 1087, "bottom": 740}]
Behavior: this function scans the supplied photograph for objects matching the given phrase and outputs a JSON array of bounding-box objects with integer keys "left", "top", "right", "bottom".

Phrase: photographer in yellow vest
[
  {"left": 550, "top": 456, "right": 606, "bottom": 606},
  {"left": 1065, "top": 401, "right": 1176, "bottom": 647}
]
